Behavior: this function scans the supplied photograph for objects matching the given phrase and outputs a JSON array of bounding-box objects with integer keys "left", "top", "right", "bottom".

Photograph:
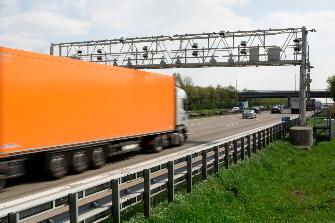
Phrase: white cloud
[
  {"left": 0, "top": 10, "right": 90, "bottom": 51},
  {"left": 86, "top": 0, "right": 252, "bottom": 36},
  {"left": 0, "top": 0, "right": 21, "bottom": 16},
  {"left": 263, "top": 10, "right": 335, "bottom": 89}
]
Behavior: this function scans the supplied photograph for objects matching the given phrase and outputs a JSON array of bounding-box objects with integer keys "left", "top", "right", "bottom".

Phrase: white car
[
  {"left": 232, "top": 107, "right": 240, "bottom": 112},
  {"left": 242, "top": 109, "right": 256, "bottom": 119}
]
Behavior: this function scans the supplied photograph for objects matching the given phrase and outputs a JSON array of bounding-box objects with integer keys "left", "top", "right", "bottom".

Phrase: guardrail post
[
  {"left": 270, "top": 127, "right": 273, "bottom": 143},
  {"left": 282, "top": 123, "right": 285, "bottom": 139},
  {"left": 8, "top": 213, "right": 19, "bottom": 223},
  {"left": 224, "top": 142, "right": 230, "bottom": 169},
  {"left": 266, "top": 128, "right": 270, "bottom": 145},
  {"left": 252, "top": 133, "right": 257, "bottom": 153},
  {"left": 283, "top": 122, "right": 287, "bottom": 137},
  {"left": 214, "top": 146, "right": 219, "bottom": 173},
  {"left": 273, "top": 125, "right": 277, "bottom": 141},
  {"left": 233, "top": 140, "right": 238, "bottom": 164},
  {"left": 277, "top": 124, "right": 281, "bottom": 139},
  {"left": 246, "top": 135, "right": 251, "bottom": 157},
  {"left": 168, "top": 161, "right": 174, "bottom": 203},
  {"left": 111, "top": 179, "right": 120, "bottom": 223},
  {"left": 143, "top": 169, "right": 151, "bottom": 218},
  {"left": 262, "top": 130, "right": 266, "bottom": 148},
  {"left": 68, "top": 193, "right": 78, "bottom": 223},
  {"left": 202, "top": 150, "right": 208, "bottom": 180},
  {"left": 276, "top": 125, "right": 279, "bottom": 139},
  {"left": 240, "top": 137, "right": 245, "bottom": 161},
  {"left": 186, "top": 155, "right": 192, "bottom": 193},
  {"left": 258, "top": 131, "right": 262, "bottom": 150}
]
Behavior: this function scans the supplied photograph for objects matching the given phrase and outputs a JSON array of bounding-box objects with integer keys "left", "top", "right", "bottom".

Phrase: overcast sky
[{"left": 1, "top": 0, "right": 335, "bottom": 91}]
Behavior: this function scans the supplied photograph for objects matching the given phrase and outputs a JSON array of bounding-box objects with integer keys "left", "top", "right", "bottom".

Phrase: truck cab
[{"left": 176, "top": 87, "right": 188, "bottom": 139}]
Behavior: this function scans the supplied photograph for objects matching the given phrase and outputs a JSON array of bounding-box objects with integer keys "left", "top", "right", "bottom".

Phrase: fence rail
[{"left": 0, "top": 116, "right": 305, "bottom": 223}]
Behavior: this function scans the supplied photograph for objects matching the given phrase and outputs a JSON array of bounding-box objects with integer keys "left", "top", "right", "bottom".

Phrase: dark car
[
  {"left": 252, "top": 106, "right": 261, "bottom": 114},
  {"left": 271, "top": 106, "right": 281, "bottom": 114}
]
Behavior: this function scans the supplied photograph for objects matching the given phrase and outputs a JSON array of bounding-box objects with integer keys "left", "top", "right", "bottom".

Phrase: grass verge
[{"left": 121, "top": 140, "right": 335, "bottom": 223}]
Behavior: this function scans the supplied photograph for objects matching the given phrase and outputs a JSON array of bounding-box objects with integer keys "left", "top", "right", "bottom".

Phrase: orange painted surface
[{"left": 0, "top": 46, "right": 175, "bottom": 157}]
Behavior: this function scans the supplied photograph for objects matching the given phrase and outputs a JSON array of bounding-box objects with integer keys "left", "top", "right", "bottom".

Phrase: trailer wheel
[
  {"left": 0, "top": 179, "right": 5, "bottom": 190},
  {"left": 72, "top": 151, "right": 89, "bottom": 173},
  {"left": 152, "top": 136, "right": 163, "bottom": 153},
  {"left": 46, "top": 153, "right": 69, "bottom": 179},
  {"left": 91, "top": 148, "right": 106, "bottom": 169}
]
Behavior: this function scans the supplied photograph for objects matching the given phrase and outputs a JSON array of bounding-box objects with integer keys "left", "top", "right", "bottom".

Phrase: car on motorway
[
  {"left": 271, "top": 105, "right": 282, "bottom": 114},
  {"left": 242, "top": 109, "right": 257, "bottom": 119},
  {"left": 251, "top": 106, "right": 261, "bottom": 114},
  {"left": 231, "top": 107, "right": 240, "bottom": 112}
]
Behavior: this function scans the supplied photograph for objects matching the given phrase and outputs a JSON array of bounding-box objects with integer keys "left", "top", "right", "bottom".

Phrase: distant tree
[
  {"left": 173, "top": 73, "right": 193, "bottom": 88},
  {"left": 172, "top": 73, "right": 239, "bottom": 110},
  {"left": 69, "top": 54, "right": 81, "bottom": 60},
  {"left": 327, "top": 75, "right": 335, "bottom": 101}
]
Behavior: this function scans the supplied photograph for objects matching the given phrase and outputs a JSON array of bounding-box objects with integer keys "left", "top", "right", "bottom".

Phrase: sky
[{"left": 1, "top": 0, "right": 335, "bottom": 91}]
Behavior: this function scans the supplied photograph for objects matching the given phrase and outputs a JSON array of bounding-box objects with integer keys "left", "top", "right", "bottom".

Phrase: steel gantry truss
[{"left": 50, "top": 27, "right": 314, "bottom": 125}]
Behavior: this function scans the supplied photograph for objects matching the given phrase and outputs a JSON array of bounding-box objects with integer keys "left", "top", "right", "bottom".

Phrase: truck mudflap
[{"left": 0, "top": 161, "right": 8, "bottom": 190}]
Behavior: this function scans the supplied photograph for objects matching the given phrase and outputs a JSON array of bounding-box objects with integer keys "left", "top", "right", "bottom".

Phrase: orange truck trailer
[{"left": 0, "top": 47, "right": 188, "bottom": 188}]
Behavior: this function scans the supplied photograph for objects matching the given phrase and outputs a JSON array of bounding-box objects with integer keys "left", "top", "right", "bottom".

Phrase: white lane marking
[{"left": 225, "top": 122, "right": 239, "bottom": 127}]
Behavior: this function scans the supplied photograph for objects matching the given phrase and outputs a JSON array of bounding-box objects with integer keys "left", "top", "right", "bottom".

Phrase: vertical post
[
  {"left": 224, "top": 142, "right": 230, "bottom": 169},
  {"left": 281, "top": 123, "right": 285, "bottom": 139},
  {"left": 214, "top": 146, "right": 219, "bottom": 173},
  {"left": 167, "top": 161, "right": 174, "bottom": 203},
  {"left": 202, "top": 150, "right": 208, "bottom": 180},
  {"left": 58, "top": 46, "right": 62, "bottom": 57},
  {"left": 273, "top": 125, "right": 277, "bottom": 141},
  {"left": 247, "top": 135, "right": 251, "bottom": 157},
  {"left": 299, "top": 26, "right": 307, "bottom": 126},
  {"left": 186, "top": 155, "right": 192, "bottom": 193},
  {"left": 262, "top": 130, "right": 266, "bottom": 148},
  {"left": 266, "top": 128, "right": 270, "bottom": 145},
  {"left": 284, "top": 123, "right": 287, "bottom": 138},
  {"left": 252, "top": 133, "right": 257, "bottom": 153},
  {"left": 143, "top": 169, "right": 151, "bottom": 218},
  {"left": 240, "top": 137, "right": 245, "bottom": 161},
  {"left": 270, "top": 127, "right": 273, "bottom": 143},
  {"left": 258, "top": 131, "right": 262, "bottom": 150},
  {"left": 50, "top": 43, "right": 54, "bottom": 55},
  {"left": 112, "top": 179, "right": 120, "bottom": 223},
  {"left": 233, "top": 140, "right": 238, "bottom": 164},
  {"left": 278, "top": 125, "right": 282, "bottom": 139},
  {"left": 68, "top": 193, "right": 78, "bottom": 223},
  {"left": 8, "top": 213, "right": 19, "bottom": 223}
]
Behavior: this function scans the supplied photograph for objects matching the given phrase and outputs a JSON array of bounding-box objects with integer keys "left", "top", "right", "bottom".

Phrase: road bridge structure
[{"left": 240, "top": 90, "right": 331, "bottom": 100}]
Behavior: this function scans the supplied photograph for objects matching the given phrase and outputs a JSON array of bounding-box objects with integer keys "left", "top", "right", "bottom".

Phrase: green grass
[{"left": 121, "top": 140, "right": 335, "bottom": 223}]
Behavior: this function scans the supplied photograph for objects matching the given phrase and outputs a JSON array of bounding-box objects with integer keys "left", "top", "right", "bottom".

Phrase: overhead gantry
[{"left": 51, "top": 27, "right": 315, "bottom": 125}]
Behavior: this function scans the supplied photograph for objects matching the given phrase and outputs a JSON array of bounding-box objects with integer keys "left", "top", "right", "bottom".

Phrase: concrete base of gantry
[{"left": 290, "top": 126, "right": 314, "bottom": 150}]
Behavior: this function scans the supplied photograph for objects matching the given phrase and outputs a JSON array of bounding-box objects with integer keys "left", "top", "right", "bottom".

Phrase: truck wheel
[
  {"left": 91, "top": 148, "right": 106, "bottom": 169},
  {"left": 177, "top": 133, "right": 185, "bottom": 146},
  {"left": 72, "top": 151, "right": 89, "bottom": 173},
  {"left": 152, "top": 136, "right": 163, "bottom": 153},
  {"left": 46, "top": 153, "right": 69, "bottom": 179}
]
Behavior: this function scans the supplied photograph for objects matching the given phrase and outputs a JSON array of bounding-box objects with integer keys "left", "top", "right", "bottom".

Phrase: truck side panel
[{"left": 0, "top": 47, "right": 175, "bottom": 157}]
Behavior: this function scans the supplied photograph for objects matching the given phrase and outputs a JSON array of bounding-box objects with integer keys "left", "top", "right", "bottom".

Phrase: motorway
[{"left": 0, "top": 110, "right": 306, "bottom": 202}]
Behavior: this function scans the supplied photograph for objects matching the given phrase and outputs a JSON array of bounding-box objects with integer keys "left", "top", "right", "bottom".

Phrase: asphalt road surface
[{"left": 0, "top": 110, "right": 307, "bottom": 202}]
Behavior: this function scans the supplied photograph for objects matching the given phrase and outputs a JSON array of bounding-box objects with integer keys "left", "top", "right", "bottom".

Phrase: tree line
[
  {"left": 173, "top": 73, "right": 288, "bottom": 111},
  {"left": 173, "top": 73, "right": 239, "bottom": 111}
]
